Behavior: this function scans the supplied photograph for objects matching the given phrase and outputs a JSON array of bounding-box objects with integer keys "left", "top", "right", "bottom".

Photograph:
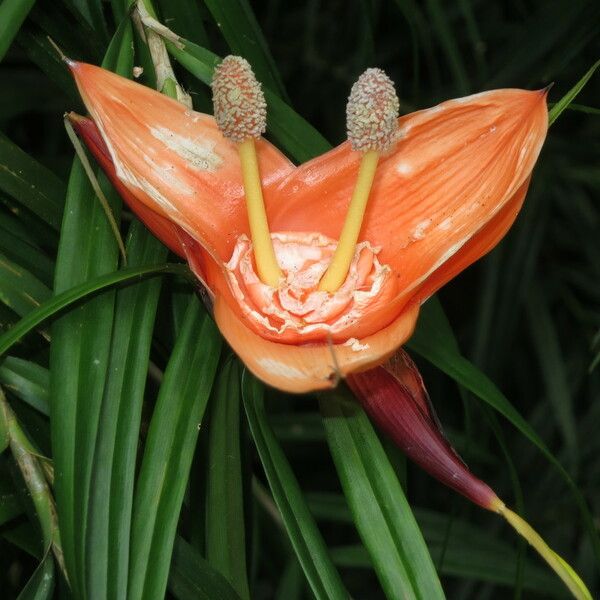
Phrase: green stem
[
  {"left": 135, "top": 0, "right": 191, "bottom": 106},
  {"left": 0, "top": 387, "right": 67, "bottom": 578}
]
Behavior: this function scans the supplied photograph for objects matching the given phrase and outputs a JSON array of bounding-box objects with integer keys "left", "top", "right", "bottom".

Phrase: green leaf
[
  {"left": 526, "top": 283, "right": 578, "bottom": 462},
  {"left": 0, "top": 0, "right": 36, "bottom": 61},
  {"left": 16, "top": 553, "right": 55, "bottom": 600},
  {"left": 548, "top": 58, "right": 600, "bottom": 125},
  {"left": 319, "top": 390, "right": 445, "bottom": 600},
  {"left": 169, "top": 537, "right": 243, "bottom": 600},
  {"left": 153, "top": 33, "right": 331, "bottom": 162},
  {"left": 48, "top": 26, "right": 132, "bottom": 594},
  {"left": 307, "top": 494, "right": 566, "bottom": 597},
  {"left": 0, "top": 132, "right": 66, "bottom": 230},
  {"left": 205, "top": 358, "right": 250, "bottom": 599},
  {"left": 0, "top": 472, "right": 23, "bottom": 526},
  {"left": 0, "top": 253, "right": 51, "bottom": 318},
  {"left": 102, "top": 16, "right": 136, "bottom": 77},
  {"left": 424, "top": 0, "right": 469, "bottom": 94},
  {"left": 201, "top": 0, "right": 288, "bottom": 99},
  {"left": 407, "top": 297, "right": 600, "bottom": 563},
  {"left": 242, "top": 374, "right": 348, "bottom": 600},
  {"left": 128, "top": 297, "right": 221, "bottom": 600},
  {"left": 85, "top": 222, "right": 168, "bottom": 600},
  {"left": 157, "top": 0, "right": 209, "bottom": 47},
  {"left": 0, "top": 357, "right": 49, "bottom": 416},
  {"left": 560, "top": 102, "right": 600, "bottom": 116},
  {"left": 0, "top": 211, "right": 54, "bottom": 285},
  {"left": 0, "top": 262, "right": 186, "bottom": 358}
]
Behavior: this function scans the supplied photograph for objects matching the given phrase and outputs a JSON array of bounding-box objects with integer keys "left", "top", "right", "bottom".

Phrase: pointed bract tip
[
  {"left": 541, "top": 82, "right": 554, "bottom": 96},
  {"left": 65, "top": 111, "right": 86, "bottom": 124},
  {"left": 347, "top": 67, "right": 400, "bottom": 153},
  {"left": 211, "top": 55, "right": 267, "bottom": 143},
  {"left": 46, "top": 36, "right": 76, "bottom": 68}
]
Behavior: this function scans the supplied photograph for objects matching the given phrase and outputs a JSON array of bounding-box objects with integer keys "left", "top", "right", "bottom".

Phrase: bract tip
[
  {"left": 65, "top": 111, "right": 84, "bottom": 123},
  {"left": 46, "top": 36, "right": 75, "bottom": 67},
  {"left": 541, "top": 82, "right": 554, "bottom": 96}
]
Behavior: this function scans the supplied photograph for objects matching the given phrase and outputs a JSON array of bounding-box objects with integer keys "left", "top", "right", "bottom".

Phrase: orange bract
[{"left": 69, "top": 61, "right": 548, "bottom": 392}]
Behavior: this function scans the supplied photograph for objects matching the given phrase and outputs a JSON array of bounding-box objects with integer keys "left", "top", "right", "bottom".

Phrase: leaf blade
[
  {"left": 319, "top": 390, "right": 445, "bottom": 600},
  {"left": 242, "top": 374, "right": 348, "bottom": 600}
]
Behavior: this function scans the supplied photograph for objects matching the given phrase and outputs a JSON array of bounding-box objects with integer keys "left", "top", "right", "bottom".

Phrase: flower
[
  {"left": 68, "top": 60, "right": 548, "bottom": 393},
  {"left": 67, "top": 60, "right": 594, "bottom": 599}
]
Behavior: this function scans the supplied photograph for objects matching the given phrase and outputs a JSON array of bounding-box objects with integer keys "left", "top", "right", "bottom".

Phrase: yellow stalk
[
  {"left": 489, "top": 498, "right": 592, "bottom": 600},
  {"left": 319, "top": 149, "right": 379, "bottom": 292},
  {"left": 238, "top": 138, "right": 282, "bottom": 287}
]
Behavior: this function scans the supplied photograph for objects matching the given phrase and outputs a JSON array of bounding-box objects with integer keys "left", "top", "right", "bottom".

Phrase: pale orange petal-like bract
[{"left": 69, "top": 62, "right": 548, "bottom": 393}]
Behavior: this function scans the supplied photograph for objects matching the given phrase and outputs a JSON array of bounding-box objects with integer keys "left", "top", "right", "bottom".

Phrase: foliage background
[{"left": 0, "top": 0, "right": 598, "bottom": 598}]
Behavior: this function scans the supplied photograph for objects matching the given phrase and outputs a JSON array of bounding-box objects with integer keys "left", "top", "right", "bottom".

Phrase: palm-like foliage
[{"left": 0, "top": 0, "right": 598, "bottom": 598}]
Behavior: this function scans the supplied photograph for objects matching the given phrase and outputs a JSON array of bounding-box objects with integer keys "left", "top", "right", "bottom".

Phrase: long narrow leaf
[
  {"left": 0, "top": 357, "right": 49, "bottom": 416},
  {"left": 0, "top": 262, "right": 186, "bottom": 357},
  {"left": 319, "top": 390, "right": 445, "bottom": 600},
  {"left": 205, "top": 358, "right": 250, "bottom": 600},
  {"left": 0, "top": 213, "right": 54, "bottom": 285},
  {"left": 0, "top": 133, "right": 65, "bottom": 230},
  {"left": 548, "top": 58, "right": 600, "bottom": 125},
  {"left": 139, "top": 20, "right": 331, "bottom": 162},
  {"left": 85, "top": 222, "right": 168, "bottom": 600},
  {"left": 48, "top": 23, "right": 136, "bottom": 597},
  {"left": 0, "top": 0, "right": 36, "bottom": 61},
  {"left": 16, "top": 552, "right": 55, "bottom": 600},
  {"left": 408, "top": 297, "right": 600, "bottom": 563},
  {"left": 49, "top": 160, "right": 119, "bottom": 600},
  {"left": 200, "top": 0, "right": 288, "bottom": 99},
  {"left": 128, "top": 297, "right": 221, "bottom": 600},
  {"left": 169, "top": 537, "right": 243, "bottom": 600},
  {"left": 242, "top": 374, "right": 348, "bottom": 600},
  {"left": 0, "top": 253, "right": 51, "bottom": 318}
]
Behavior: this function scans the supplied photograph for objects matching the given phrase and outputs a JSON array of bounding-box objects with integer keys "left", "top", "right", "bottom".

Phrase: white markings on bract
[
  {"left": 90, "top": 113, "right": 182, "bottom": 213},
  {"left": 413, "top": 218, "right": 432, "bottom": 240},
  {"left": 150, "top": 126, "right": 223, "bottom": 171},
  {"left": 257, "top": 358, "right": 306, "bottom": 380},
  {"left": 343, "top": 338, "right": 370, "bottom": 352},
  {"left": 115, "top": 158, "right": 179, "bottom": 213},
  {"left": 142, "top": 154, "right": 195, "bottom": 197},
  {"left": 397, "top": 161, "right": 413, "bottom": 175},
  {"left": 439, "top": 217, "right": 452, "bottom": 230}
]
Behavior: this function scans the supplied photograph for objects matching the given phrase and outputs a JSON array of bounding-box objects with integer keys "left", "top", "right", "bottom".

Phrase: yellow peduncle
[
  {"left": 489, "top": 498, "right": 592, "bottom": 600},
  {"left": 212, "top": 55, "right": 281, "bottom": 287},
  {"left": 318, "top": 150, "right": 379, "bottom": 292},
  {"left": 238, "top": 137, "right": 282, "bottom": 287},
  {"left": 319, "top": 67, "right": 399, "bottom": 293}
]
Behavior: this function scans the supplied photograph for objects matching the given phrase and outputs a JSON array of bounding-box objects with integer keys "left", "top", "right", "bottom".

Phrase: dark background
[{"left": 1, "top": 0, "right": 599, "bottom": 597}]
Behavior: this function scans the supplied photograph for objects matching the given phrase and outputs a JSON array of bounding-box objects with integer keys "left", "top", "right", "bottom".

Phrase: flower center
[
  {"left": 212, "top": 58, "right": 399, "bottom": 293},
  {"left": 225, "top": 232, "right": 395, "bottom": 344}
]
